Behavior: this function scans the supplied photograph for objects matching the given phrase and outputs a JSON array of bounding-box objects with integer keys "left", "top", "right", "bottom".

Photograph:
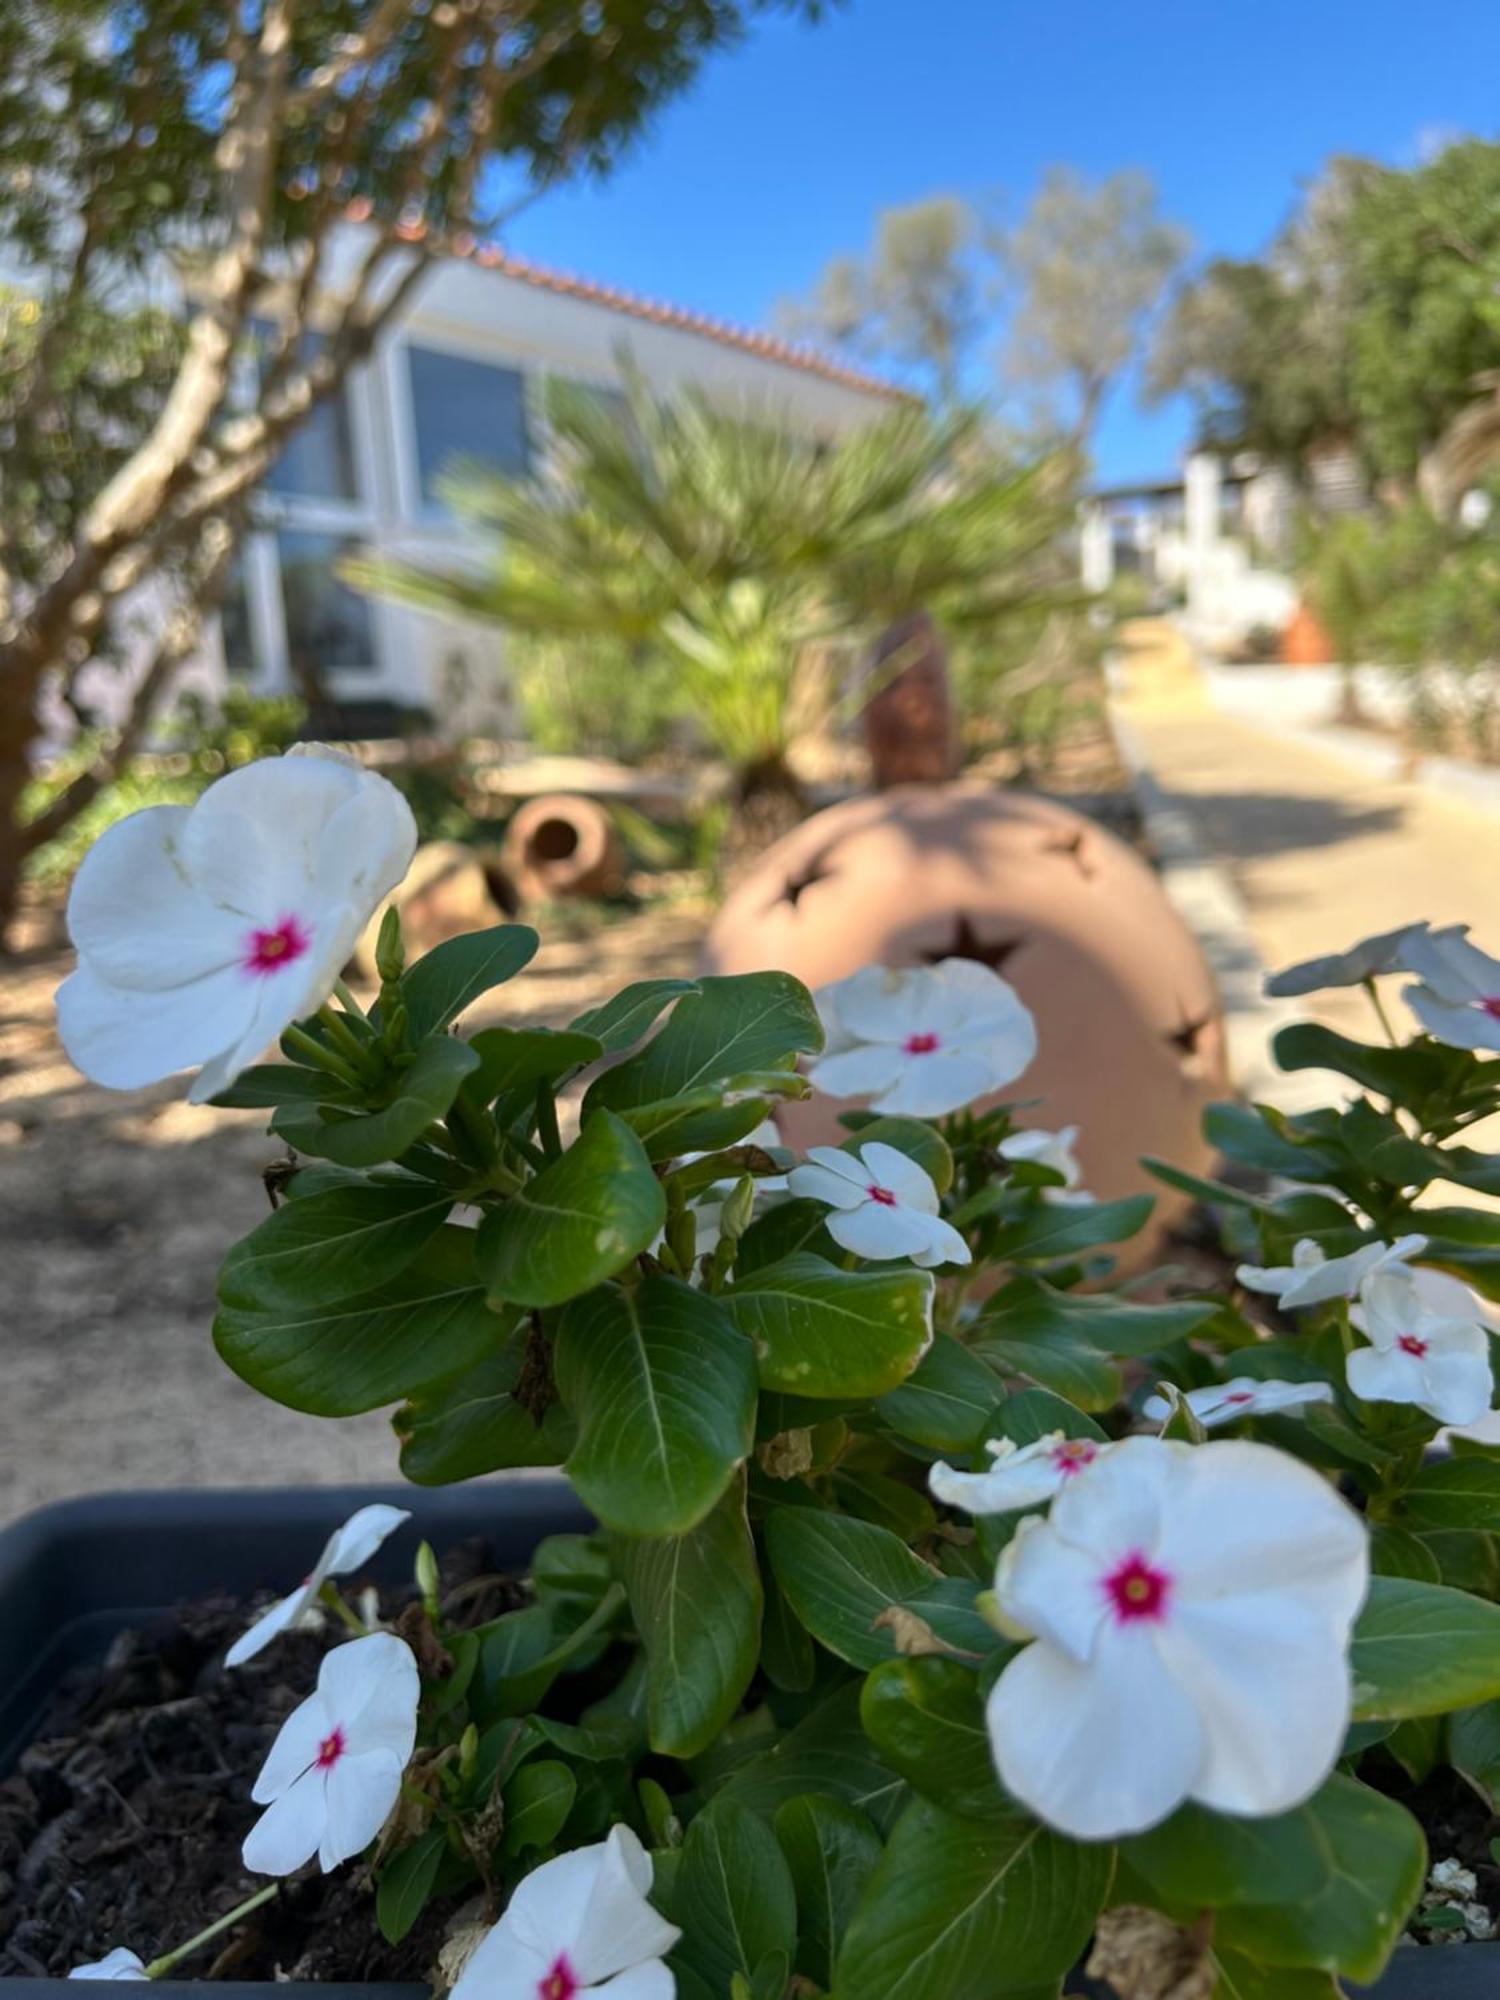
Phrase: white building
[{"left": 85, "top": 241, "right": 907, "bottom": 743}]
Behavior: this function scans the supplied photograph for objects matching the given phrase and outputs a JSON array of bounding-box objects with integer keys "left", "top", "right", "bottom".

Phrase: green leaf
[
  {"left": 1368, "top": 1525, "right": 1442, "bottom": 1584},
  {"left": 274, "top": 1036, "right": 479, "bottom": 1169},
  {"left": 555, "top": 1275, "right": 757, "bottom": 1534},
  {"left": 1273, "top": 1021, "right": 1468, "bottom": 1111},
  {"left": 989, "top": 1193, "right": 1154, "bottom": 1261},
  {"left": 861, "top": 1657, "right": 1009, "bottom": 1819},
  {"left": 1398, "top": 1454, "right": 1500, "bottom": 1531},
  {"left": 220, "top": 1178, "right": 452, "bottom": 1309},
  {"left": 393, "top": 1335, "right": 573, "bottom": 1483},
  {"left": 1212, "top": 1776, "right": 1426, "bottom": 1984},
  {"left": 462, "top": 1025, "right": 603, "bottom": 1106},
  {"left": 875, "top": 1334, "right": 1007, "bottom": 1453},
  {"left": 672, "top": 1798, "right": 797, "bottom": 1998},
  {"left": 1141, "top": 1156, "right": 1262, "bottom": 1210},
  {"left": 616, "top": 1471, "right": 762, "bottom": 1757},
  {"left": 472, "top": 1585, "right": 626, "bottom": 1720},
  {"left": 723, "top": 1683, "right": 905, "bottom": 1834},
  {"left": 841, "top": 1116, "right": 954, "bottom": 1194},
  {"left": 971, "top": 1282, "right": 1123, "bottom": 1411},
  {"left": 773, "top": 1795, "right": 882, "bottom": 1990},
  {"left": 982, "top": 1283, "right": 1218, "bottom": 1360},
  {"left": 210, "top": 1062, "right": 359, "bottom": 1110},
  {"left": 1127, "top": 1791, "right": 1330, "bottom": 1911},
  {"left": 215, "top": 1227, "right": 508, "bottom": 1415},
  {"left": 724, "top": 1253, "right": 934, "bottom": 1399},
  {"left": 1450, "top": 1699, "right": 1500, "bottom": 1806},
  {"left": 569, "top": 977, "right": 697, "bottom": 1054},
  {"left": 832, "top": 1799, "right": 1111, "bottom": 2000},
  {"left": 1203, "top": 1102, "right": 1344, "bottom": 1179},
  {"left": 1352, "top": 1576, "right": 1500, "bottom": 1718},
  {"left": 765, "top": 1508, "right": 992, "bottom": 1669},
  {"left": 586, "top": 971, "right": 822, "bottom": 1113},
  {"left": 500, "top": 1759, "right": 577, "bottom": 1858},
  {"left": 476, "top": 1110, "right": 665, "bottom": 1308},
  {"left": 732, "top": 1198, "right": 839, "bottom": 1276},
  {"left": 986, "top": 1386, "right": 1106, "bottom": 1447},
  {"left": 1212, "top": 1951, "right": 1342, "bottom": 1999},
  {"left": 614, "top": 1087, "right": 771, "bottom": 1164},
  {"left": 400, "top": 923, "right": 539, "bottom": 1038},
  {"left": 375, "top": 1829, "right": 447, "bottom": 1945}
]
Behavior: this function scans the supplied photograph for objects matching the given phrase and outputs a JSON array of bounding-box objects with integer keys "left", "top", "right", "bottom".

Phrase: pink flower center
[
  {"left": 315, "top": 1726, "right": 347, "bottom": 1770},
  {"left": 1224, "top": 1391, "right": 1255, "bottom": 1406},
  {"left": 866, "top": 1184, "right": 899, "bottom": 1207},
  {"left": 538, "top": 1959, "right": 579, "bottom": 2000},
  {"left": 1481, "top": 997, "right": 1500, "bottom": 1021},
  {"left": 244, "top": 916, "right": 311, "bottom": 977},
  {"left": 1398, "top": 1333, "right": 1429, "bottom": 1358},
  {"left": 1049, "top": 1439, "right": 1099, "bottom": 1477},
  {"left": 903, "top": 1030, "right": 941, "bottom": 1055},
  {"left": 1104, "top": 1552, "right": 1172, "bottom": 1624}
]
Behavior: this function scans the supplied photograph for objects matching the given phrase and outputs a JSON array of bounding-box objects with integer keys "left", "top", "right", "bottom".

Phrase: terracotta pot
[
  {"left": 702, "top": 785, "right": 1226, "bottom": 1248},
  {"left": 503, "top": 793, "right": 624, "bottom": 904},
  {"left": 1281, "top": 604, "right": 1336, "bottom": 666},
  {"left": 863, "top": 611, "right": 960, "bottom": 787}
]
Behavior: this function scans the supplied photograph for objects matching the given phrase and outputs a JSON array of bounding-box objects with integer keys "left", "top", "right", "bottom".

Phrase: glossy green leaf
[
  {"left": 376, "top": 1828, "right": 446, "bottom": 1945},
  {"left": 774, "top": 1795, "right": 882, "bottom": 1990},
  {"left": 985, "top": 1386, "right": 1105, "bottom": 1447},
  {"left": 875, "top": 1334, "right": 1007, "bottom": 1453},
  {"left": 461, "top": 1025, "right": 603, "bottom": 1106},
  {"left": 569, "top": 977, "right": 697, "bottom": 1053},
  {"left": 616, "top": 1471, "right": 762, "bottom": 1757},
  {"left": 613, "top": 1087, "right": 771, "bottom": 1164},
  {"left": 1352, "top": 1576, "right": 1500, "bottom": 1719},
  {"left": 273, "top": 1035, "right": 479, "bottom": 1168},
  {"left": 215, "top": 1226, "right": 508, "bottom": 1416},
  {"left": 1449, "top": 1700, "right": 1500, "bottom": 1806},
  {"left": 725, "top": 1253, "right": 933, "bottom": 1399},
  {"left": 989, "top": 1193, "right": 1153, "bottom": 1261},
  {"left": 731, "top": 1198, "right": 839, "bottom": 1276},
  {"left": 861, "top": 1657, "right": 1009, "bottom": 1819},
  {"left": 211, "top": 1062, "right": 359, "bottom": 1110},
  {"left": 832, "top": 1798, "right": 1111, "bottom": 2000},
  {"left": 220, "top": 1178, "right": 452, "bottom": 1309},
  {"left": 555, "top": 1275, "right": 757, "bottom": 1533},
  {"left": 393, "top": 1335, "right": 574, "bottom": 1483},
  {"left": 671, "top": 1798, "right": 797, "bottom": 1998},
  {"left": 1398, "top": 1454, "right": 1500, "bottom": 1531},
  {"left": 500, "top": 1759, "right": 578, "bottom": 1858},
  {"left": 476, "top": 1110, "right": 665, "bottom": 1308},
  {"left": 765, "top": 1508, "right": 992, "bottom": 1668},
  {"left": 723, "top": 1683, "right": 906, "bottom": 1834},
  {"left": 472, "top": 1585, "right": 626, "bottom": 1721},
  {"left": 586, "top": 971, "right": 822, "bottom": 1113},
  {"left": 401, "top": 923, "right": 539, "bottom": 1038}
]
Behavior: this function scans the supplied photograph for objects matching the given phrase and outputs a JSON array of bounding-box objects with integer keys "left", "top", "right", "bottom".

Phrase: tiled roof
[{"left": 353, "top": 202, "right": 914, "bottom": 403}]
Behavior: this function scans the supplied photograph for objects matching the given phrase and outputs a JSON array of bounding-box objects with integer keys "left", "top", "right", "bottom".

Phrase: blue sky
[{"left": 506, "top": 0, "right": 1500, "bottom": 483}]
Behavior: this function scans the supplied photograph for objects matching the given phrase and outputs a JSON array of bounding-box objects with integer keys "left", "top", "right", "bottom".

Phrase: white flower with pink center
[
  {"left": 1401, "top": 928, "right": 1500, "bottom": 1051},
  {"left": 985, "top": 1435, "right": 1368, "bottom": 1839},
  {"left": 997, "top": 1124, "right": 1091, "bottom": 1204},
  {"left": 1236, "top": 1233, "right": 1427, "bottom": 1311},
  {"left": 226, "top": 1503, "right": 411, "bottom": 1667},
  {"left": 788, "top": 1140, "right": 970, "bottom": 1268},
  {"left": 1263, "top": 921, "right": 1450, "bottom": 998},
  {"left": 57, "top": 753, "right": 416, "bottom": 1102},
  {"left": 1141, "top": 1377, "right": 1334, "bottom": 1430},
  {"left": 1347, "top": 1267, "right": 1494, "bottom": 1425},
  {"left": 242, "top": 1632, "right": 419, "bottom": 1875},
  {"left": 929, "top": 1429, "right": 1109, "bottom": 1514},
  {"left": 450, "top": 1824, "right": 680, "bottom": 2000},
  {"left": 808, "top": 958, "right": 1037, "bottom": 1118},
  {"left": 68, "top": 1949, "right": 149, "bottom": 1981}
]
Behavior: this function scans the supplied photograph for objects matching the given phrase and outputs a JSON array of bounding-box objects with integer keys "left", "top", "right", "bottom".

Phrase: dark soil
[{"left": 0, "top": 1541, "right": 524, "bottom": 1983}]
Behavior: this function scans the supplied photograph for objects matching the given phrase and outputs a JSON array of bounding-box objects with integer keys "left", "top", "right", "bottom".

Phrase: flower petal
[
  {"left": 57, "top": 959, "right": 259, "bottom": 1092},
  {"left": 250, "top": 1689, "right": 329, "bottom": 1803},
  {"left": 994, "top": 1514, "right": 1112, "bottom": 1663},
  {"left": 322, "top": 1633, "right": 420, "bottom": 1760},
  {"left": 986, "top": 1628, "right": 1205, "bottom": 1840},
  {"left": 1043, "top": 1433, "right": 1182, "bottom": 1568},
  {"left": 873, "top": 1050, "right": 995, "bottom": 1118},
  {"left": 68, "top": 1948, "right": 149, "bottom": 1981},
  {"left": 66, "top": 805, "right": 250, "bottom": 989},
  {"left": 567, "top": 1826, "right": 681, "bottom": 1985},
  {"left": 1347, "top": 1343, "right": 1430, "bottom": 1409},
  {"left": 1403, "top": 985, "right": 1500, "bottom": 1052},
  {"left": 326, "top": 1504, "right": 413, "bottom": 1577},
  {"left": 187, "top": 754, "right": 364, "bottom": 908},
  {"left": 826, "top": 1200, "right": 935, "bottom": 1262},
  {"left": 243, "top": 1768, "right": 328, "bottom": 1875},
  {"left": 315, "top": 772, "right": 419, "bottom": 914},
  {"left": 449, "top": 1931, "right": 553, "bottom": 2000},
  {"left": 594, "top": 1962, "right": 677, "bottom": 1999},
  {"left": 319, "top": 1748, "right": 404, "bottom": 1871},
  {"left": 806, "top": 1043, "right": 906, "bottom": 1101},
  {"left": 225, "top": 1585, "right": 311, "bottom": 1668},
  {"left": 833, "top": 965, "right": 940, "bottom": 1044},
  {"left": 909, "top": 1214, "right": 972, "bottom": 1269},
  {"left": 1417, "top": 1348, "right": 1494, "bottom": 1426},
  {"left": 857, "top": 1141, "right": 938, "bottom": 1213}
]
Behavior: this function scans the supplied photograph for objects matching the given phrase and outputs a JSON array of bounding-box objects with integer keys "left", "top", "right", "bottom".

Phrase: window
[
  {"left": 267, "top": 390, "right": 358, "bottom": 502},
  {"left": 407, "top": 344, "right": 529, "bottom": 506},
  {"left": 219, "top": 552, "right": 257, "bottom": 678},
  {"left": 276, "top": 530, "right": 375, "bottom": 678}
]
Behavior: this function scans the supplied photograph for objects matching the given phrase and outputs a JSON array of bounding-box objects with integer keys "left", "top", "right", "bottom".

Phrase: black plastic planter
[{"left": 0, "top": 1482, "right": 1490, "bottom": 1999}]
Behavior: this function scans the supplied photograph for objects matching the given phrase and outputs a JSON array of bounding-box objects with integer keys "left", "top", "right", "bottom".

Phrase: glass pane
[
  {"left": 408, "top": 344, "right": 529, "bottom": 504},
  {"left": 219, "top": 551, "right": 257, "bottom": 677},
  {"left": 267, "top": 389, "right": 358, "bottom": 501},
  {"left": 277, "top": 530, "right": 375, "bottom": 675}
]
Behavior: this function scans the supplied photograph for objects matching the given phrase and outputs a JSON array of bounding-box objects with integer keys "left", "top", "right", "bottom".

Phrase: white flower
[
  {"left": 68, "top": 1950, "right": 149, "bottom": 1981},
  {"left": 450, "top": 1824, "right": 680, "bottom": 2000},
  {"left": 986, "top": 1435, "right": 1368, "bottom": 1840},
  {"left": 1402, "top": 929, "right": 1500, "bottom": 1051},
  {"left": 788, "top": 1140, "right": 971, "bottom": 1269},
  {"left": 1236, "top": 1234, "right": 1427, "bottom": 1311},
  {"left": 1262, "top": 922, "right": 1446, "bottom": 997},
  {"left": 226, "top": 1504, "right": 411, "bottom": 1667},
  {"left": 807, "top": 958, "right": 1037, "bottom": 1118},
  {"left": 1141, "top": 1377, "right": 1334, "bottom": 1429},
  {"left": 1347, "top": 1267, "right": 1494, "bottom": 1426},
  {"left": 57, "top": 754, "right": 417, "bottom": 1103},
  {"left": 930, "top": 1430, "right": 1110, "bottom": 1514},
  {"left": 997, "top": 1125, "right": 1091, "bottom": 1204},
  {"left": 242, "top": 1632, "right": 419, "bottom": 1876}
]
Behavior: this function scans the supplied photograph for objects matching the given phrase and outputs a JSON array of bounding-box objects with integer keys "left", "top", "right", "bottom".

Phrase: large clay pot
[
  {"left": 504, "top": 793, "right": 625, "bottom": 904},
  {"left": 1281, "top": 604, "right": 1335, "bottom": 666},
  {"left": 701, "top": 786, "right": 1226, "bottom": 1236}
]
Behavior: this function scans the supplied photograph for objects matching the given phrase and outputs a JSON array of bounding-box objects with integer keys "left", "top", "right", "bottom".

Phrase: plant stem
[
  {"left": 535, "top": 1084, "right": 562, "bottom": 1161},
  {"left": 144, "top": 1883, "right": 280, "bottom": 1979},
  {"left": 283, "top": 1023, "right": 361, "bottom": 1087},
  {"left": 318, "top": 1580, "right": 368, "bottom": 1636},
  {"left": 1363, "top": 975, "right": 1399, "bottom": 1047},
  {"left": 332, "top": 977, "right": 366, "bottom": 1020},
  {"left": 317, "top": 1004, "right": 374, "bottom": 1071}
]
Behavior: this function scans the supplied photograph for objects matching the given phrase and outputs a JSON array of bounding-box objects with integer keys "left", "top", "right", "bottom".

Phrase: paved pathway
[{"left": 1111, "top": 621, "right": 1500, "bottom": 1049}]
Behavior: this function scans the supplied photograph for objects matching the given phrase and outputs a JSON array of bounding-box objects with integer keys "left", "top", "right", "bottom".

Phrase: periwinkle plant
[{"left": 53, "top": 757, "right": 1500, "bottom": 1996}]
